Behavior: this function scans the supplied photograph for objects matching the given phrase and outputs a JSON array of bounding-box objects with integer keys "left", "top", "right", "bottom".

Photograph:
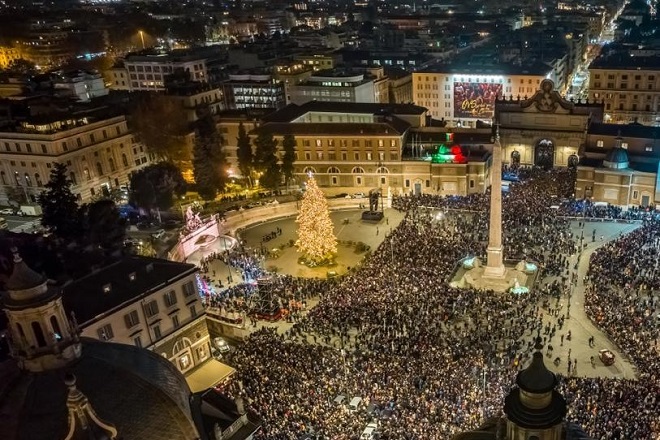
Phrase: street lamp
[{"left": 139, "top": 30, "right": 145, "bottom": 50}]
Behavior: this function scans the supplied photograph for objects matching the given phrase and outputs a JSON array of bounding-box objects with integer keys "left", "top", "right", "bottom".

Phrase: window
[
  {"left": 134, "top": 335, "right": 143, "bottom": 348},
  {"left": 96, "top": 162, "right": 103, "bottom": 176},
  {"left": 190, "top": 304, "right": 197, "bottom": 318},
  {"left": 621, "top": 142, "right": 628, "bottom": 149},
  {"left": 352, "top": 140, "right": 360, "bottom": 148},
  {"left": 302, "top": 139, "right": 310, "bottom": 147},
  {"left": 596, "top": 140, "right": 604, "bottom": 147},
  {"left": 41, "top": 144, "right": 47, "bottom": 153},
  {"left": 470, "top": 180, "right": 475, "bottom": 188},
  {"left": 632, "top": 190, "right": 639, "bottom": 199},
  {"left": 332, "top": 176, "right": 338, "bottom": 185},
  {"left": 317, "top": 152, "right": 323, "bottom": 160},
  {"left": 144, "top": 300, "right": 159, "bottom": 318},
  {"left": 109, "top": 158, "right": 116, "bottom": 172},
  {"left": 70, "top": 172, "right": 77, "bottom": 185},
  {"left": 315, "top": 139, "right": 322, "bottom": 147},
  {"left": 124, "top": 310, "right": 140, "bottom": 328},
  {"left": 153, "top": 324, "right": 162, "bottom": 340},
  {"left": 354, "top": 152, "right": 360, "bottom": 160},
  {"left": 183, "top": 281, "right": 195, "bottom": 297},
  {"left": 83, "top": 168, "right": 90, "bottom": 181},
  {"left": 405, "top": 179, "right": 410, "bottom": 188},
  {"left": 327, "top": 167, "right": 340, "bottom": 173},
  {"left": 77, "top": 138, "right": 83, "bottom": 147},
  {"left": 328, "top": 139, "right": 334, "bottom": 147},
  {"left": 304, "top": 152, "right": 311, "bottom": 160},
  {"left": 645, "top": 146, "right": 653, "bottom": 152},
  {"left": 366, "top": 153, "right": 372, "bottom": 160},
  {"left": 172, "top": 315, "right": 180, "bottom": 328},
  {"left": 341, "top": 152, "right": 347, "bottom": 161},
  {"left": 97, "top": 324, "right": 114, "bottom": 341},
  {"left": 164, "top": 290, "right": 178, "bottom": 307}
]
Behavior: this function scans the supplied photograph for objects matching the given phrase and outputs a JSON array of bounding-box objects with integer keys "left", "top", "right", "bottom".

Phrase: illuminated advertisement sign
[{"left": 453, "top": 81, "right": 502, "bottom": 119}]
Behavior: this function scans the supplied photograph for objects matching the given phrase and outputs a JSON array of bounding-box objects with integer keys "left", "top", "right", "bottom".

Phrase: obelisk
[{"left": 484, "top": 125, "right": 506, "bottom": 278}]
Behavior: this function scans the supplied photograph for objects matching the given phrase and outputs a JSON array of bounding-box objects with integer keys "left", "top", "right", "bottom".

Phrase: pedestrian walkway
[{"left": 540, "top": 220, "right": 640, "bottom": 379}]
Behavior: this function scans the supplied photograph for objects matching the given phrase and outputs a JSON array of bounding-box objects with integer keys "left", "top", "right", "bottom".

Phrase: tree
[
  {"left": 295, "top": 175, "right": 337, "bottom": 264},
  {"left": 80, "top": 199, "right": 126, "bottom": 252},
  {"left": 38, "top": 163, "right": 81, "bottom": 240},
  {"left": 129, "top": 162, "right": 187, "bottom": 211},
  {"left": 253, "top": 130, "right": 280, "bottom": 190},
  {"left": 192, "top": 113, "right": 227, "bottom": 200},
  {"left": 281, "top": 134, "right": 296, "bottom": 190},
  {"left": 129, "top": 94, "right": 190, "bottom": 160},
  {"left": 236, "top": 122, "right": 253, "bottom": 185},
  {"left": 4, "top": 58, "right": 36, "bottom": 75}
]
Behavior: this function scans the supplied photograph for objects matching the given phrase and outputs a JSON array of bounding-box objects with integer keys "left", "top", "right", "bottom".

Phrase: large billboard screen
[{"left": 453, "top": 81, "right": 502, "bottom": 119}]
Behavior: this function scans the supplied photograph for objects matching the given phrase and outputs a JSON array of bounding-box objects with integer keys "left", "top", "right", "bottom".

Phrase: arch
[
  {"left": 376, "top": 166, "right": 389, "bottom": 174},
  {"left": 96, "top": 162, "right": 104, "bottom": 176},
  {"left": 50, "top": 316, "right": 62, "bottom": 339},
  {"left": 31, "top": 321, "right": 47, "bottom": 347},
  {"left": 534, "top": 139, "right": 554, "bottom": 170},
  {"left": 35, "top": 173, "right": 42, "bottom": 187},
  {"left": 172, "top": 337, "right": 192, "bottom": 356},
  {"left": 327, "top": 166, "right": 340, "bottom": 174},
  {"left": 511, "top": 150, "right": 521, "bottom": 167},
  {"left": 122, "top": 153, "right": 129, "bottom": 167},
  {"left": 352, "top": 167, "right": 365, "bottom": 174},
  {"left": 303, "top": 166, "right": 316, "bottom": 175},
  {"left": 108, "top": 157, "right": 116, "bottom": 172}
]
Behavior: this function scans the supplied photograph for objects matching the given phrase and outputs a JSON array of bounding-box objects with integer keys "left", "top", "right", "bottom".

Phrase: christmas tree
[{"left": 295, "top": 175, "right": 337, "bottom": 264}]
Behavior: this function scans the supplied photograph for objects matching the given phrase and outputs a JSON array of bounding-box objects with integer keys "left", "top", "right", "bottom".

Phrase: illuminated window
[{"left": 596, "top": 140, "right": 604, "bottom": 147}]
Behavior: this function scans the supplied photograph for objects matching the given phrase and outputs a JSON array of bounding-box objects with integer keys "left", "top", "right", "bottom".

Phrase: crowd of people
[
  {"left": 202, "top": 167, "right": 659, "bottom": 440},
  {"left": 557, "top": 199, "right": 659, "bottom": 221}
]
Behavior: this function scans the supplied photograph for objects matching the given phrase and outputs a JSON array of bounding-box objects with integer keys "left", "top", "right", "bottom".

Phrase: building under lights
[{"left": 412, "top": 63, "right": 556, "bottom": 128}]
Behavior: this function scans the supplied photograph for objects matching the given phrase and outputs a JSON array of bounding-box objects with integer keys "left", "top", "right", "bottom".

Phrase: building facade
[
  {"left": 587, "top": 54, "right": 660, "bottom": 125},
  {"left": 576, "top": 124, "right": 660, "bottom": 207},
  {"left": 222, "top": 73, "right": 286, "bottom": 110},
  {"left": 0, "top": 110, "right": 151, "bottom": 205},
  {"left": 287, "top": 70, "right": 383, "bottom": 106},
  {"left": 413, "top": 66, "right": 552, "bottom": 127},
  {"left": 251, "top": 101, "right": 493, "bottom": 197},
  {"left": 63, "top": 256, "right": 211, "bottom": 375},
  {"left": 495, "top": 79, "right": 604, "bottom": 169}
]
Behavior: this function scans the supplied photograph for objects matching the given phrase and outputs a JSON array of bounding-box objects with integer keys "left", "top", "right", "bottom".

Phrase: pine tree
[
  {"left": 192, "top": 113, "right": 227, "bottom": 200},
  {"left": 236, "top": 122, "right": 253, "bottom": 185},
  {"left": 281, "top": 134, "right": 296, "bottom": 190},
  {"left": 253, "top": 129, "right": 281, "bottom": 190},
  {"left": 295, "top": 175, "right": 337, "bottom": 264},
  {"left": 38, "top": 163, "right": 81, "bottom": 240}
]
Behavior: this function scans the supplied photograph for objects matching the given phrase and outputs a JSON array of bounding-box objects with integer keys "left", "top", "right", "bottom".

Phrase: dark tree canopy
[
  {"left": 281, "top": 134, "right": 296, "bottom": 187},
  {"left": 192, "top": 113, "right": 227, "bottom": 200},
  {"left": 253, "top": 130, "right": 280, "bottom": 190},
  {"left": 38, "top": 163, "right": 81, "bottom": 240},
  {"left": 129, "top": 162, "right": 187, "bottom": 211},
  {"left": 80, "top": 199, "right": 126, "bottom": 252},
  {"left": 129, "top": 94, "right": 190, "bottom": 160},
  {"left": 236, "top": 122, "right": 253, "bottom": 183}
]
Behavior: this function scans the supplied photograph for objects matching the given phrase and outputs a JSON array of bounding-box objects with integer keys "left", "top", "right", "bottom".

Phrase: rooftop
[
  {"left": 62, "top": 256, "right": 197, "bottom": 325},
  {"left": 253, "top": 120, "right": 410, "bottom": 137},
  {"left": 262, "top": 101, "right": 427, "bottom": 123},
  {"left": 418, "top": 61, "right": 553, "bottom": 76},
  {"left": 590, "top": 53, "right": 660, "bottom": 70},
  {"left": 588, "top": 122, "right": 660, "bottom": 139}
]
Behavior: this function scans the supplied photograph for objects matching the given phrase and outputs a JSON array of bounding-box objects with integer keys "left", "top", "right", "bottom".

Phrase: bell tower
[
  {"left": 1, "top": 248, "right": 81, "bottom": 372},
  {"left": 503, "top": 339, "right": 567, "bottom": 440}
]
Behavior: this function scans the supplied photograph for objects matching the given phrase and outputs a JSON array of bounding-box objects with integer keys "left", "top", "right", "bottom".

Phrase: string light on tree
[{"left": 295, "top": 173, "right": 338, "bottom": 265}]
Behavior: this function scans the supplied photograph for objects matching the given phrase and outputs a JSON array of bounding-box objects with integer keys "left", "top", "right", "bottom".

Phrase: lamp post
[{"left": 139, "top": 30, "right": 145, "bottom": 49}]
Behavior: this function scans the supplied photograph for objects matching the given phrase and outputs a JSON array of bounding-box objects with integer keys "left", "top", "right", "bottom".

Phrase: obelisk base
[{"left": 484, "top": 246, "right": 506, "bottom": 278}]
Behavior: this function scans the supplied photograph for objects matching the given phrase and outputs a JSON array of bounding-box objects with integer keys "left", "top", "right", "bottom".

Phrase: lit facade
[
  {"left": 588, "top": 58, "right": 660, "bottom": 125},
  {"left": 222, "top": 73, "right": 286, "bottom": 110},
  {"left": 413, "top": 69, "right": 551, "bottom": 127},
  {"left": 0, "top": 113, "right": 151, "bottom": 205},
  {"left": 252, "top": 102, "right": 492, "bottom": 197},
  {"left": 63, "top": 256, "right": 211, "bottom": 375}
]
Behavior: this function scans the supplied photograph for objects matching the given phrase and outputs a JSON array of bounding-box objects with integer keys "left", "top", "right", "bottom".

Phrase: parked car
[
  {"left": 123, "top": 237, "right": 143, "bottom": 247},
  {"left": 0, "top": 208, "right": 14, "bottom": 215},
  {"left": 213, "top": 337, "right": 231, "bottom": 353},
  {"left": 151, "top": 229, "right": 166, "bottom": 240},
  {"left": 352, "top": 192, "right": 366, "bottom": 199},
  {"left": 334, "top": 193, "right": 349, "bottom": 199},
  {"left": 599, "top": 349, "right": 615, "bottom": 366}
]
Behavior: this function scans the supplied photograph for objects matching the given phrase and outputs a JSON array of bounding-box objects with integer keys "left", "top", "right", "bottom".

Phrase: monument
[
  {"left": 449, "top": 125, "right": 539, "bottom": 293},
  {"left": 484, "top": 128, "right": 506, "bottom": 279}
]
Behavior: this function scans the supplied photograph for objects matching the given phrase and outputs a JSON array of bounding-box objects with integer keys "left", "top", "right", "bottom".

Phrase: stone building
[
  {"left": 495, "top": 79, "right": 603, "bottom": 169},
  {"left": 0, "top": 249, "right": 261, "bottom": 440}
]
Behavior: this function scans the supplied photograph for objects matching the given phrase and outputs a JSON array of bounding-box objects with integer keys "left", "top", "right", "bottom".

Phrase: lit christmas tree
[{"left": 295, "top": 175, "right": 337, "bottom": 264}]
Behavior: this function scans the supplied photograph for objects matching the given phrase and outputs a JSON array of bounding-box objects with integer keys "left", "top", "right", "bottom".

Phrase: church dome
[
  {"left": 0, "top": 339, "right": 200, "bottom": 440},
  {"left": 603, "top": 147, "right": 629, "bottom": 169}
]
